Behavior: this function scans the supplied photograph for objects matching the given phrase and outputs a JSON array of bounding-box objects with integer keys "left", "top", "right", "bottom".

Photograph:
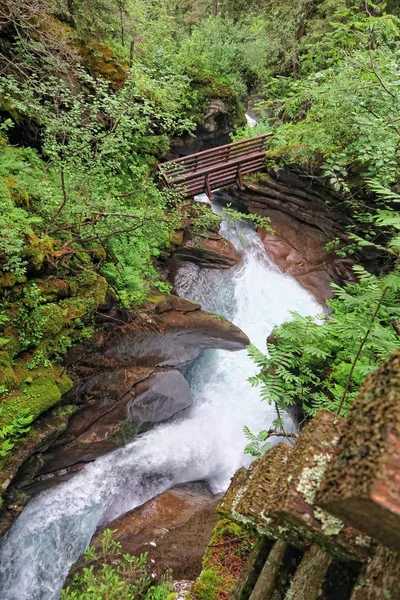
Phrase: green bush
[{"left": 61, "top": 529, "right": 173, "bottom": 600}]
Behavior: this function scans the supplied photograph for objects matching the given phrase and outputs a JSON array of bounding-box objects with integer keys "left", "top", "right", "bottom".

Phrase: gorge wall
[{"left": 216, "top": 169, "right": 384, "bottom": 304}]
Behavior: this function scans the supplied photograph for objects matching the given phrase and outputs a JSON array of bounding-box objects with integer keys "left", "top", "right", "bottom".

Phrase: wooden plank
[
  {"left": 283, "top": 546, "right": 332, "bottom": 600},
  {"left": 169, "top": 152, "right": 266, "bottom": 184},
  {"left": 229, "top": 537, "right": 274, "bottom": 600},
  {"left": 173, "top": 160, "right": 265, "bottom": 197},
  {"left": 248, "top": 540, "right": 288, "bottom": 600},
  {"left": 158, "top": 133, "right": 271, "bottom": 169},
  {"left": 316, "top": 350, "right": 400, "bottom": 553},
  {"left": 164, "top": 150, "right": 266, "bottom": 182},
  {"left": 204, "top": 173, "right": 213, "bottom": 200},
  {"left": 350, "top": 546, "right": 400, "bottom": 600}
]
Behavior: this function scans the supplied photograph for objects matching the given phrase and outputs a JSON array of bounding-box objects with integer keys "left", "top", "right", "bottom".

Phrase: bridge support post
[
  {"left": 204, "top": 173, "right": 213, "bottom": 200},
  {"left": 236, "top": 165, "right": 245, "bottom": 191}
]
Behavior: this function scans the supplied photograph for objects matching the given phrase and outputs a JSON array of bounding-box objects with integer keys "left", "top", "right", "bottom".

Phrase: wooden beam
[{"left": 316, "top": 351, "right": 400, "bottom": 552}]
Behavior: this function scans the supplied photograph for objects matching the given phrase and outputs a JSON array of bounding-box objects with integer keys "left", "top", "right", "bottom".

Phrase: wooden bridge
[{"left": 157, "top": 133, "right": 272, "bottom": 199}]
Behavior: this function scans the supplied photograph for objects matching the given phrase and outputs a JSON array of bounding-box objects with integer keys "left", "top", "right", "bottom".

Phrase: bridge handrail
[
  {"left": 158, "top": 133, "right": 272, "bottom": 184},
  {"left": 166, "top": 150, "right": 266, "bottom": 184}
]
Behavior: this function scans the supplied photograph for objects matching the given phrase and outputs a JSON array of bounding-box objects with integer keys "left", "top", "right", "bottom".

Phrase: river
[{"left": 0, "top": 199, "right": 320, "bottom": 599}]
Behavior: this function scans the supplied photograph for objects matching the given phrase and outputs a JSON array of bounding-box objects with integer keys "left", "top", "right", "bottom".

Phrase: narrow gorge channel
[{"left": 0, "top": 201, "right": 320, "bottom": 600}]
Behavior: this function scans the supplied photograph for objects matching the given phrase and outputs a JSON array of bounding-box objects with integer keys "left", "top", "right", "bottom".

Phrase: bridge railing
[{"left": 157, "top": 133, "right": 272, "bottom": 198}]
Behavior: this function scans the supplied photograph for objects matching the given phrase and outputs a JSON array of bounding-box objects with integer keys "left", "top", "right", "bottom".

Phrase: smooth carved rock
[
  {"left": 72, "top": 306, "right": 249, "bottom": 371},
  {"left": 33, "top": 368, "right": 193, "bottom": 478},
  {"left": 173, "top": 235, "right": 242, "bottom": 270},
  {"left": 316, "top": 351, "right": 400, "bottom": 553},
  {"left": 11, "top": 301, "right": 249, "bottom": 499},
  {"left": 350, "top": 546, "right": 400, "bottom": 600}
]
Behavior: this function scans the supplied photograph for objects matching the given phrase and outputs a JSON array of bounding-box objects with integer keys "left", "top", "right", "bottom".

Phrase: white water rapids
[{"left": 0, "top": 201, "right": 320, "bottom": 599}]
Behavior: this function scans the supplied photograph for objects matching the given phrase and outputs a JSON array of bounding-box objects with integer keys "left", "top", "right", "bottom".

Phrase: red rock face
[
  {"left": 218, "top": 169, "right": 384, "bottom": 304},
  {"left": 258, "top": 209, "right": 339, "bottom": 305}
]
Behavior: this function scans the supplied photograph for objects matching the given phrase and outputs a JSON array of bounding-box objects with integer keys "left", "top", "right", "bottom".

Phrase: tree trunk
[
  {"left": 212, "top": 0, "right": 218, "bottom": 17},
  {"left": 67, "top": 0, "right": 74, "bottom": 27}
]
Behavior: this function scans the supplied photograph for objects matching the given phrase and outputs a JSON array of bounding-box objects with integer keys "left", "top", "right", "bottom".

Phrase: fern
[
  {"left": 247, "top": 267, "right": 400, "bottom": 420},
  {"left": 243, "top": 426, "right": 272, "bottom": 457}
]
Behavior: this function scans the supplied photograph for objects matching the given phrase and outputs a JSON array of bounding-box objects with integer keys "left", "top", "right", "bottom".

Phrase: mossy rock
[
  {"left": 30, "top": 303, "right": 68, "bottom": 337},
  {"left": 191, "top": 519, "right": 253, "bottom": 600},
  {"left": 0, "top": 362, "right": 73, "bottom": 428},
  {"left": 60, "top": 298, "right": 89, "bottom": 320},
  {"left": 23, "top": 246, "right": 45, "bottom": 271},
  {"left": 191, "top": 569, "right": 222, "bottom": 600},
  {"left": 0, "top": 351, "right": 17, "bottom": 389},
  {"left": 0, "top": 272, "right": 26, "bottom": 288},
  {"left": 36, "top": 279, "right": 70, "bottom": 302},
  {"left": 85, "top": 241, "right": 107, "bottom": 262},
  {"left": 146, "top": 292, "right": 168, "bottom": 306}
]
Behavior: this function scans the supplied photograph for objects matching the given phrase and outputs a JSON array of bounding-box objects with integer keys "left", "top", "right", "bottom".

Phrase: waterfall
[{"left": 0, "top": 203, "right": 320, "bottom": 600}]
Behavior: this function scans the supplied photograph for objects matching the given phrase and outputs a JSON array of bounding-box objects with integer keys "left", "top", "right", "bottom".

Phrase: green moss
[
  {"left": 191, "top": 519, "right": 252, "bottom": 600},
  {"left": 110, "top": 421, "right": 139, "bottom": 447},
  {"left": 146, "top": 292, "right": 168, "bottom": 305},
  {"left": 86, "top": 241, "right": 107, "bottom": 262},
  {"left": 36, "top": 279, "right": 70, "bottom": 302},
  {"left": 191, "top": 569, "right": 221, "bottom": 600},
  {"left": 56, "top": 371, "right": 74, "bottom": 396},
  {"left": 0, "top": 363, "right": 72, "bottom": 428},
  {"left": 0, "top": 351, "right": 17, "bottom": 389},
  {"left": 60, "top": 298, "right": 88, "bottom": 320},
  {"left": 31, "top": 303, "right": 68, "bottom": 337},
  {"left": 23, "top": 246, "right": 45, "bottom": 270}
]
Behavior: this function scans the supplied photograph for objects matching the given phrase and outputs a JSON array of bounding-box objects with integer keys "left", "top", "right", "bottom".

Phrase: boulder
[
  {"left": 32, "top": 368, "right": 193, "bottom": 479},
  {"left": 88, "top": 483, "right": 221, "bottom": 580},
  {"left": 172, "top": 233, "right": 241, "bottom": 270}
]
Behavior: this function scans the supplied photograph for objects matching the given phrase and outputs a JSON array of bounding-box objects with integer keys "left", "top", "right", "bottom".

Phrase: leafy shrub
[
  {"left": 61, "top": 529, "right": 173, "bottom": 600},
  {"left": 0, "top": 410, "right": 34, "bottom": 457}
]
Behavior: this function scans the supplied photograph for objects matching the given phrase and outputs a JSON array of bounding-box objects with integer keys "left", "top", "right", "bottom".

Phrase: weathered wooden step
[
  {"left": 219, "top": 411, "right": 372, "bottom": 561},
  {"left": 265, "top": 411, "right": 371, "bottom": 562},
  {"left": 218, "top": 444, "right": 303, "bottom": 548},
  {"left": 316, "top": 352, "right": 400, "bottom": 553},
  {"left": 249, "top": 540, "right": 288, "bottom": 600},
  {"left": 229, "top": 537, "right": 274, "bottom": 600},
  {"left": 283, "top": 545, "right": 332, "bottom": 600},
  {"left": 349, "top": 546, "right": 400, "bottom": 599}
]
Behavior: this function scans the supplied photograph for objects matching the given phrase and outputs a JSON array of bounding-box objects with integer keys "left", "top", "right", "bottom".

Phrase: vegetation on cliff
[
  {"left": 234, "top": 1, "right": 400, "bottom": 435},
  {"left": 62, "top": 529, "right": 174, "bottom": 600}
]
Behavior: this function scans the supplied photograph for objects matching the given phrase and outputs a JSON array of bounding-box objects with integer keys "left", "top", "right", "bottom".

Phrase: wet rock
[
  {"left": 168, "top": 97, "right": 242, "bottom": 159},
  {"left": 173, "top": 233, "right": 241, "bottom": 270},
  {"left": 32, "top": 368, "right": 193, "bottom": 477},
  {"left": 16, "top": 301, "right": 249, "bottom": 496},
  {"left": 90, "top": 483, "right": 221, "bottom": 580}
]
